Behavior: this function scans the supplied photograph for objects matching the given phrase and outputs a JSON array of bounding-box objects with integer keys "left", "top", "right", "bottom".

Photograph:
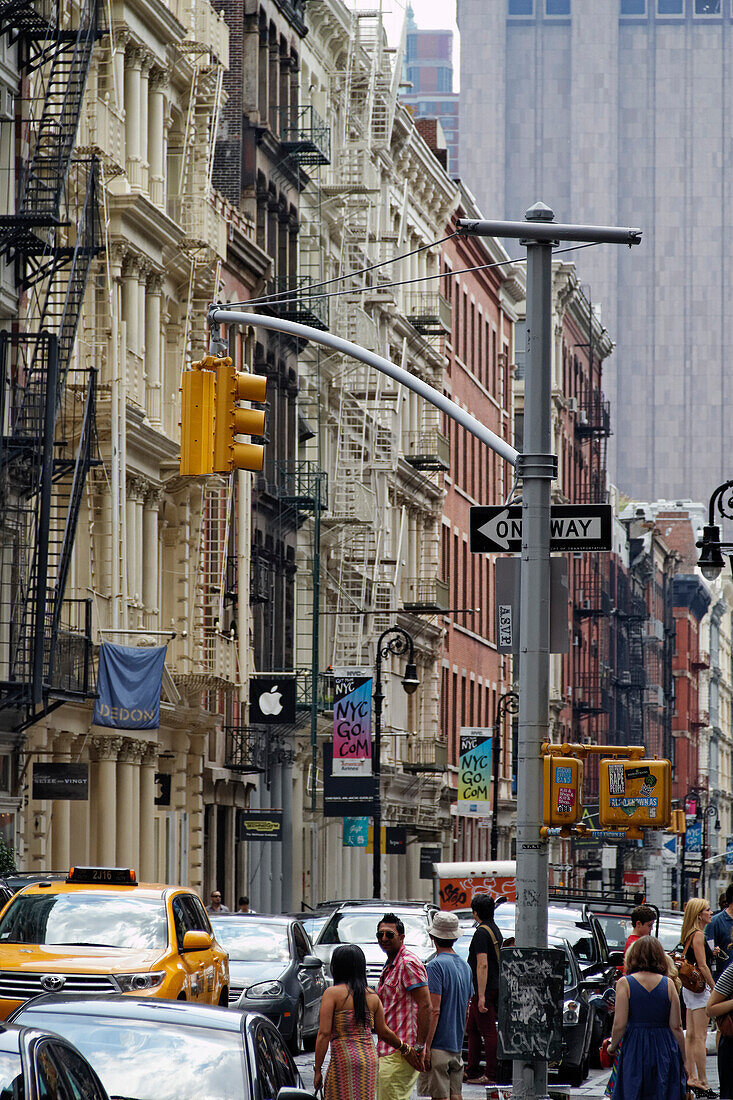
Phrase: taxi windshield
[
  {"left": 212, "top": 920, "right": 290, "bottom": 962},
  {"left": 0, "top": 892, "right": 168, "bottom": 949},
  {"left": 9, "top": 1011, "right": 247, "bottom": 1100}
]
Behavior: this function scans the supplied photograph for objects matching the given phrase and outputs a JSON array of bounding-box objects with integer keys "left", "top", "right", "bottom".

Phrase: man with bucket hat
[{"left": 418, "top": 911, "right": 473, "bottom": 1100}]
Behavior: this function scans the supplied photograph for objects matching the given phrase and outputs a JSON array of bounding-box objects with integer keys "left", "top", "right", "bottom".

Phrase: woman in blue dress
[{"left": 607, "top": 936, "right": 687, "bottom": 1100}]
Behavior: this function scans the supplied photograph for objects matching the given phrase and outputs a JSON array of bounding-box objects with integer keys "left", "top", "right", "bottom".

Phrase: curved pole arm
[
  {"left": 708, "top": 480, "right": 733, "bottom": 526},
  {"left": 207, "top": 308, "right": 519, "bottom": 469}
]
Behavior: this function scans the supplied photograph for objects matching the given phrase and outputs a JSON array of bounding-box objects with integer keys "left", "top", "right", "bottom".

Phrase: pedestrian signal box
[
  {"left": 598, "top": 758, "right": 671, "bottom": 830},
  {"left": 543, "top": 756, "right": 583, "bottom": 827}
]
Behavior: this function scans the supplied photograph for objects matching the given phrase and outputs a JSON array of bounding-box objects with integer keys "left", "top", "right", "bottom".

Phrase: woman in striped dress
[{"left": 314, "top": 945, "right": 416, "bottom": 1100}]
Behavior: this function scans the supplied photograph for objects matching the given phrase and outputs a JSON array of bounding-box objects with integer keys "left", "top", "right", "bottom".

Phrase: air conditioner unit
[
  {"left": 577, "top": 411, "right": 588, "bottom": 426},
  {"left": 0, "top": 90, "right": 13, "bottom": 122},
  {"left": 567, "top": 397, "right": 578, "bottom": 413}
]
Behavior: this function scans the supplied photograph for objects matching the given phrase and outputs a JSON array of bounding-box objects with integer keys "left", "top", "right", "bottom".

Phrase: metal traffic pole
[{"left": 458, "top": 204, "right": 641, "bottom": 1100}]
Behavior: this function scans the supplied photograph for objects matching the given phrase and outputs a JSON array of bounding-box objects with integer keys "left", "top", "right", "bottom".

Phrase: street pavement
[{"left": 295, "top": 1048, "right": 721, "bottom": 1098}]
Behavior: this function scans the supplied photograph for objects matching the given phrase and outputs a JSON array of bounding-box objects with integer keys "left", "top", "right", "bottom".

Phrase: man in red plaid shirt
[{"left": 376, "top": 913, "right": 431, "bottom": 1100}]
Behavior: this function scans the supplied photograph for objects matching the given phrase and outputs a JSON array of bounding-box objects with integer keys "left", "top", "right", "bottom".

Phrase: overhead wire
[
  {"left": 224, "top": 230, "right": 461, "bottom": 310},
  {"left": 215, "top": 242, "right": 602, "bottom": 318}
]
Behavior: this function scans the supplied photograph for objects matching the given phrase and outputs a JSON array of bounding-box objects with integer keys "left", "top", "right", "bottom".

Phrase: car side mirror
[
  {"left": 608, "top": 951, "right": 624, "bottom": 967},
  {"left": 182, "top": 930, "right": 213, "bottom": 952},
  {"left": 277, "top": 1090, "right": 317, "bottom": 1100},
  {"left": 302, "top": 955, "right": 323, "bottom": 969}
]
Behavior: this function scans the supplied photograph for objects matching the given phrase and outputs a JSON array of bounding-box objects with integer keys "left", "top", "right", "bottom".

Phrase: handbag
[{"left": 676, "top": 933, "right": 706, "bottom": 994}]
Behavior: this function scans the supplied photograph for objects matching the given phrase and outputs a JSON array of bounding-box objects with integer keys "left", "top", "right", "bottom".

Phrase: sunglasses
[{"left": 376, "top": 930, "right": 396, "bottom": 940}]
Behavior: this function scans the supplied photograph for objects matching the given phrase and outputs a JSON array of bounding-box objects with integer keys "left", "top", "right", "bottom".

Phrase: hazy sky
[{"left": 351, "top": 0, "right": 461, "bottom": 88}]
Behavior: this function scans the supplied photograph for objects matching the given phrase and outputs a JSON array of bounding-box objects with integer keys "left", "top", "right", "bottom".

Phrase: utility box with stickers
[
  {"left": 543, "top": 756, "right": 583, "bottom": 826},
  {"left": 598, "top": 758, "right": 671, "bottom": 829}
]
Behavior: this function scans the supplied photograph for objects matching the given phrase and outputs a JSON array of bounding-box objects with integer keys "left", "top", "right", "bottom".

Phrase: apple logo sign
[{"left": 259, "top": 685, "right": 283, "bottom": 717}]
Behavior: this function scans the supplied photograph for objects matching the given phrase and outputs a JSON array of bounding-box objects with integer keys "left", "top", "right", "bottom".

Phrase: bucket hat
[{"left": 428, "top": 911, "right": 461, "bottom": 940}]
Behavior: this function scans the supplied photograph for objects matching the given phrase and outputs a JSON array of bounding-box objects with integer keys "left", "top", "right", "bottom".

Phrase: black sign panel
[
  {"left": 498, "top": 947, "right": 564, "bottom": 1060},
  {"left": 420, "top": 846, "right": 442, "bottom": 880},
  {"left": 250, "top": 677, "right": 297, "bottom": 725},
  {"left": 385, "top": 826, "right": 407, "bottom": 855},
  {"left": 32, "top": 763, "right": 88, "bottom": 801},
  {"left": 239, "top": 809, "right": 283, "bottom": 842},
  {"left": 470, "top": 504, "right": 612, "bottom": 553},
  {"left": 323, "top": 743, "right": 377, "bottom": 817},
  {"left": 154, "top": 773, "right": 171, "bottom": 807}
]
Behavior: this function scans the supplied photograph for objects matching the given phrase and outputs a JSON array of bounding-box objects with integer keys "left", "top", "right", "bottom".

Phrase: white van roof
[{"left": 434, "top": 861, "right": 516, "bottom": 877}]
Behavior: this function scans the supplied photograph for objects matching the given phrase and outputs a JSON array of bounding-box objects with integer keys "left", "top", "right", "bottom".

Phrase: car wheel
[
  {"left": 563, "top": 1056, "right": 589, "bottom": 1088},
  {"left": 288, "top": 1001, "right": 304, "bottom": 1055}
]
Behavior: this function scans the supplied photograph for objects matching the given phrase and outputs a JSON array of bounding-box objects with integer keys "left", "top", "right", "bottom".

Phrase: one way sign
[{"left": 470, "top": 504, "right": 612, "bottom": 553}]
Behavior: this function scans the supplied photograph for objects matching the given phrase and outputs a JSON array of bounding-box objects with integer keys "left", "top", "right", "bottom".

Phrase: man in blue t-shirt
[
  {"left": 418, "top": 911, "right": 473, "bottom": 1100},
  {"left": 707, "top": 884, "right": 733, "bottom": 979}
]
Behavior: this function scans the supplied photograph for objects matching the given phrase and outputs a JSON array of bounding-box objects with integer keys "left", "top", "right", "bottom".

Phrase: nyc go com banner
[
  {"left": 332, "top": 668, "right": 373, "bottom": 777},
  {"left": 458, "top": 727, "right": 493, "bottom": 816}
]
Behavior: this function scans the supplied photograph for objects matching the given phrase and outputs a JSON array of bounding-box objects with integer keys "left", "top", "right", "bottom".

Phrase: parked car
[
  {"left": 313, "top": 901, "right": 435, "bottom": 986},
  {"left": 0, "top": 865, "right": 229, "bottom": 1017},
  {"left": 0, "top": 1021, "right": 111, "bottom": 1099},
  {"left": 211, "top": 914, "right": 326, "bottom": 1053},
  {"left": 494, "top": 901, "right": 616, "bottom": 1059},
  {"left": 290, "top": 911, "right": 333, "bottom": 946},
  {"left": 450, "top": 931, "right": 598, "bottom": 1086},
  {"left": 9, "top": 994, "right": 315, "bottom": 1100},
  {"left": 656, "top": 908, "right": 684, "bottom": 953}
]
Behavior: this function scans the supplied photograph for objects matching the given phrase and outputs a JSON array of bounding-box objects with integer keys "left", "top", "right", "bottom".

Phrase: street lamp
[
  {"left": 372, "top": 626, "right": 420, "bottom": 899},
  {"left": 491, "top": 691, "right": 519, "bottom": 860},
  {"left": 696, "top": 481, "right": 733, "bottom": 580}
]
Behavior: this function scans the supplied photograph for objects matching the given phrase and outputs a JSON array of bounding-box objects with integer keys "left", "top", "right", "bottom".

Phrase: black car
[
  {"left": 451, "top": 931, "right": 599, "bottom": 1086},
  {"left": 211, "top": 914, "right": 326, "bottom": 1053},
  {"left": 0, "top": 1020, "right": 110, "bottom": 1099},
  {"left": 9, "top": 994, "right": 316, "bottom": 1100}
]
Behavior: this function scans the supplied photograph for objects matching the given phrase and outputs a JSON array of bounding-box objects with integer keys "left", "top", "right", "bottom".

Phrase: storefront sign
[
  {"left": 420, "top": 846, "right": 442, "bottom": 880},
  {"left": 239, "top": 809, "right": 283, "bottom": 842},
  {"left": 343, "top": 817, "right": 369, "bottom": 847},
  {"left": 385, "top": 826, "right": 407, "bottom": 855},
  {"left": 332, "top": 669, "right": 372, "bottom": 777},
  {"left": 249, "top": 678, "right": 297, "bottom": 725},
  {"left": 154, "top": 773, "right": 171, "bottom": 807},
  {"left": 32, "top": 763, "right": 88, "bottom": 801},
  {"left": 458, "top": 728, "right": 493, "bottom": 816},
  {"left": 92, "top": 643, "right": 167, "bottom": 729}
]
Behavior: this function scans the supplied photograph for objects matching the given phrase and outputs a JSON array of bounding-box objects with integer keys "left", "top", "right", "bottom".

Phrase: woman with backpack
[{"left": 680, "top": 897, "right": 717, "bottom": 1097}]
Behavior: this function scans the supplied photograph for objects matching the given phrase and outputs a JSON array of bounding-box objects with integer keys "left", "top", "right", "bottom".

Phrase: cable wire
[
  {"left": 224, "top": 230, "right": 461, "bottom": 310},
  {"left": 218, "top": 242, "right": 600, "bottom": 317}
]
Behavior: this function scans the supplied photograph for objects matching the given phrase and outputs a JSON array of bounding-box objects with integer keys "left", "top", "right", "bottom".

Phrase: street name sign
[{"left": 470, "top": 504, "right": 613, "bottom": 553}]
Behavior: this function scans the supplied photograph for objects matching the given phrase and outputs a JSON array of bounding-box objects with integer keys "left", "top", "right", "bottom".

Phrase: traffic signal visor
[
  {"left": 543, "top": 755, "right": 583, "bottom": 827},
  {"left": 598, "top": 758, "right": 671, "bottom": 829},
  {"left": 213, "top": 359, "right": 267, "bottom": 474}
]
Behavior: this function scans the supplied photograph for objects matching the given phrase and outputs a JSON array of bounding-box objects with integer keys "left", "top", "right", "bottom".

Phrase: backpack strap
[{"left": 480, "top": 923, "right": 501, "bottom": 965}]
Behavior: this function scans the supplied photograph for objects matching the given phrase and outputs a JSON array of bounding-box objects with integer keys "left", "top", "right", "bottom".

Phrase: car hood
[
  {"left": 227, "top": 960, "right": 288, "bottom": 987},
  {"left": 0, "top": 945, "right": 166, "bottom": 972}
]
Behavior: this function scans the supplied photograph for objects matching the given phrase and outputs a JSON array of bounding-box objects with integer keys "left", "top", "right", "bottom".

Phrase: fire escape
[{"left": 0, "top": 0, "right": 101, "bottom": 728}]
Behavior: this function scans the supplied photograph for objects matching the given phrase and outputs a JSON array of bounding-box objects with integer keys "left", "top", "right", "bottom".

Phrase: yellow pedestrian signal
[
  {"left": 543, "top": 755, "right": 583, "bottom": 827},
  {"left": 213, "top": 358, "right": 267, "bottom": 474},
  {"left": 179, "top": 354, "right": 267, "bottom": 477},
  {"left": 598, "top": 758, "right": 671, "bottom": 830},
  {"left": 180, "top": 367, "right": 215, "bottom": 476}
]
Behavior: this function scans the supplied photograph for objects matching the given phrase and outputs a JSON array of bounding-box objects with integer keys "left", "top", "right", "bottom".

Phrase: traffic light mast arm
[
  {"left": 541, "top": 741, "right": 646, "bottom": 761},
  {"left": 207, "top": 308, "right": 519, "bottom": 469}
]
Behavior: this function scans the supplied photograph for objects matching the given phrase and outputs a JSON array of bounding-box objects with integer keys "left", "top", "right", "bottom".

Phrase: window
[
  {"left": 694, "top": 0, "right": 720, "bottom": 11},
  {"left": 657, "top": 0, "right": 684, "bottom": 12},
  {"left": 546, "top": 0, "right": 570, "bottom": 12},
  {"left": 621, "top": 0, "right": 645, "bottom": 11},
  {"left": 508, "top": 0, "right": 534, "bottom": 13}
]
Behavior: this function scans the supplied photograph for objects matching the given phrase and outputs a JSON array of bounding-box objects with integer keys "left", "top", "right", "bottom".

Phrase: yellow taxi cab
[{"left": 0, "top": 866, "right": 229, "bottom": 1020}]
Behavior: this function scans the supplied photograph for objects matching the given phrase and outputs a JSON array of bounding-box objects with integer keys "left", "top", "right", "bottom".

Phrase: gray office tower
[{"left": 458, "top": 0, "right": 733, "bottom": 502}]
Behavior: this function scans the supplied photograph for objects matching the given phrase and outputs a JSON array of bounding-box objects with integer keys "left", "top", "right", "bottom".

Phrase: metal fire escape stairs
[{"left": 0, "top": 0, "right": 102, "bottom": 728}]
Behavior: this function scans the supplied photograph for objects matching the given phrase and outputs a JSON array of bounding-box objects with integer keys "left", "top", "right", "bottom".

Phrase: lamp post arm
[{"left": 709, "top": 481, "right": 733, "bottom": 527}]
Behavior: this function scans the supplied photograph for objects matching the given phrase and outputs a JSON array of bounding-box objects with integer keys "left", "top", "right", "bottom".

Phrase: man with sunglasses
[{"left": 376, "top": 913, "right": 431, "bottom": 1100}]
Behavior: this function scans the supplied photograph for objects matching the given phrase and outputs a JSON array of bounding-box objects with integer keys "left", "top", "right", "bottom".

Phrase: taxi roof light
[{"left": 66, "top": 866, "right": 137, "bottom": 886}]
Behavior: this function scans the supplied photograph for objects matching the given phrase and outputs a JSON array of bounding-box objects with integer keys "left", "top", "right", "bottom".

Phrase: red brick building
[{"left": 439, "top": 185, "right": 524, "bottom": 861}]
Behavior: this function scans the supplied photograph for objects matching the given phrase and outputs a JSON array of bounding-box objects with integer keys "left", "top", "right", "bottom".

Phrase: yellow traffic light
[
  {"left": 543, "top": 755, "right": 583, "bottom": 826},
  {"left": 598, "top": 758, "right": 671, "bottom": 829},
  {"left": 213, "top": 357, "right": 267, "bottom": 474},
  {"left": 180, "top": 366, "right": 215, "bottom": 476}
]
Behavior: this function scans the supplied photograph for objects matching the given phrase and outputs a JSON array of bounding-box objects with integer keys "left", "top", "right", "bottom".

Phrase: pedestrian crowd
[{"left": 313, "top": 895, "right": 501, "bottom": 1100}]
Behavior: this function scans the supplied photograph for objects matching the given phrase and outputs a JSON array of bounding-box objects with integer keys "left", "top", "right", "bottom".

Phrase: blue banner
[
  {"left": 727, "top": 838, "right": 733, "bottom": 868},
  {"left": 92, "top": 643, "right": 167, "bottom": 729}
]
